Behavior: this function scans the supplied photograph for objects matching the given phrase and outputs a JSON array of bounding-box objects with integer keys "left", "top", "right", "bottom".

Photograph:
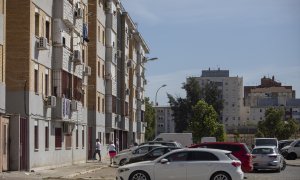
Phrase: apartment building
[
  {"left": 193, "top": 68, "right": 245, "bottom": 130},
  {"left": 154, "top": 106, "right": 175, "bottom": 135},
  {"left": 6, "top": 0, "right": 88, "bottom": 171},
  {"left": 244, "top": 76, "right": 299, "bottom": 124},
  {"left": 0, "top": 0, "right": 8, "bottom": 173},
  {"left": 87, "top": 0, "right": 149, "bottom": 153}
]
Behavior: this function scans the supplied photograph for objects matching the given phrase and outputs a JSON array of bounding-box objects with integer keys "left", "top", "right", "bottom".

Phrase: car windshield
[
  {"left": 255, "top": 139, "right": 277, "bottom": 146},
  {"left": 252, "top": 148, "right": 274, "bottom": 154}
]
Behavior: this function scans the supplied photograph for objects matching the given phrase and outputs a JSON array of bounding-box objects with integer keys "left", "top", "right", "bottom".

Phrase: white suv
[
  {"left": 281, "top": 139, "right": 300, "bottom": 160},
  {"left": 114, "top": 144, "right": 164, "bottom": 166}
]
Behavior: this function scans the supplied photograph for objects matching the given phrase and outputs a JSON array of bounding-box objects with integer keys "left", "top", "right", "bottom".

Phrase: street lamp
[
  {"left": 143, "top": 57, "right": 158, "bottom": 63},
  {"left": 155, "top": 84, "right": 167, "bottom": 136}
]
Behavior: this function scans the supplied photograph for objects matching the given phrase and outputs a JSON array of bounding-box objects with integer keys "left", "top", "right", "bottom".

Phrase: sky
[{"left": 121, "top": 0, "right": 300, "bottom": 105}]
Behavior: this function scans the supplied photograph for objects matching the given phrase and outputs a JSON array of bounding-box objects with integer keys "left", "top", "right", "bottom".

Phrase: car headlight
[{"left": 118, "top": 168, "right": 130, "bottom": 173}]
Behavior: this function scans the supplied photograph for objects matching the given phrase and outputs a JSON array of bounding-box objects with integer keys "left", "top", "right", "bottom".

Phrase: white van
[{"left": 254, "top": 138, "right": 278, "bottom": 148}]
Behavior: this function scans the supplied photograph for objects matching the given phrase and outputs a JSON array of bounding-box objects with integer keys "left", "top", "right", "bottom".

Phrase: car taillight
[{"left": 232, "top": 161, "right": 241, "bottom": 167}]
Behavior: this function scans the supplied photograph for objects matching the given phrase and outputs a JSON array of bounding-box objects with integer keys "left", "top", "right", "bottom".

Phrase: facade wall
[
  {"left": 194, "top": 71, "right": 244, "bottom": 129},
  {"left": 155, "top": 106, "right": 175, "bottom": 135}
]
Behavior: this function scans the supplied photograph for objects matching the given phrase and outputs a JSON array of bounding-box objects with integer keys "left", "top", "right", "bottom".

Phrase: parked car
[
  {"left": 117, "top": 148, "right": 244, "bottom": 180},
  {"left": 114, "top": 145, "right": 164, "bottom": 166},
  {"left": 127, "top": 146, "right": 181, "bottom": 164},
  {"left": 251, "top": 146, "right": 284, "bottom": 172},
  {"left": 281, "top": 139, "right": 300, "bottom": 160},
  {"left": 189, "top": 142, "right": 253, "bottom": 172},
  {"left": 278, "top": 140, "right": 294, "bottom": 153},
  {"left": 254, "top": 138, "right": 278, "bottom": 148},
  {"left": 139, "top": 141, "right": 183, "bottom": 148}
]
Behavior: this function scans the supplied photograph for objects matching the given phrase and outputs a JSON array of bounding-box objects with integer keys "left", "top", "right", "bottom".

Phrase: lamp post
[{"left": 155, "top": 84, "right": 167, "bottom": 136}]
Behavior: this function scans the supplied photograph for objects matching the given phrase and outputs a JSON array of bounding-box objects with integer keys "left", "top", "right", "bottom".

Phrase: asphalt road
[{"left": 73, "top": 165, "right": 300, "bottom": 180}]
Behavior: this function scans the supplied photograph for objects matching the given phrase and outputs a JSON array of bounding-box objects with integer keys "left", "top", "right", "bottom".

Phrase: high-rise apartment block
[
  {"left": 154, "top": 106, "right": 175, "bottom": 135},
  {"left": 3, "top": 0, "right": 149, "bottom": 171},
  {"left": 193, "top": 69, "right": 245, "bottom": 130},
  {"left": 244, "top": 76, "right": 300, "bottom": 124}
]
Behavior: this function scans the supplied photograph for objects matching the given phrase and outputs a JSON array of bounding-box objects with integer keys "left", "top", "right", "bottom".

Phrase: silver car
[{"left": 252, "top": 146, "right": 284, "bottom": 172}]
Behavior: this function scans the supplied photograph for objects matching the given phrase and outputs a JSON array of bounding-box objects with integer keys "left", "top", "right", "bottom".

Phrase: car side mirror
[{"left": 160, "top": 158, "right": 168, "bottom": 164}]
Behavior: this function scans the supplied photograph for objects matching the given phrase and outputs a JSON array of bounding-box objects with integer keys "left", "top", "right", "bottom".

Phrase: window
[
  {"left": 65, "top": 133, "right": 72, "bottom": 150},
  {"left": 34, "top": 120, "right": 39, "bottom": 150},
  {"left": 98, "top": 61, "right": 101, "bottom": 77},
  {"left": 46, "top": 20, "right": 50, "bottom": 41},
  {"left": 102, "top": 64, "right": 105, "bottom": 78},
  {"left": 106, "top": 133, "right": 110, "bottom": 144},
  {"left": 98, "top": 96, "right": 101, "bottom": 112},
  {"left": 62, "top": 37, "right": 66, "bottom": 47},
  {"left": 82, "top": 49, "right": 85, "bottom": 63},
  {"left": 35, "top": 12, "right": 39, "bottom": 36},
  {"left": 55, "top": 128, "right": 62, "bottom": 149},
  {"left": 102, "top": 98, "right": 105, "bottom": 112},
  {"left": 98, "top": 26, "right": 101, "bottom": 42},
  {"left": 45, "top": 72, "right": 49, "bottom": 96},
  {"left": 112, "top": 96, "right": 116, "bottom": 113},
  {"left": 102, "top": 30, "right": 105, "bottom": 45},
  {"left": 188, "top": 151, "right": 219, "bottom": 161},
  {"left": 45, "top": 122, "right": 49, "bottom": 150},
  {"left": 34, "top": 67, "right": 38, "bottom": 94},
  {"left": 76, "top": 126, "right": 79, "bottom": 148},
  {"left": 82, "top": 128, "right": 85, "bottom": 148},
  {"left": 166, "top": 152, "right": 188, "bottom": 162}
]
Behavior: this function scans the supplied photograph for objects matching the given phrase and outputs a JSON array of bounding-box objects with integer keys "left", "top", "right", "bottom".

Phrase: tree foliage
[
  {"left": 144, "top": 97, "right": 156, "bottom": 141},
  {"left": 256, "top": 107, "right": 300, "bottom": 140},
  {"left": 168, "top": 77, "right": 224, "bottom": 137},
  {"left": 189, "top": 100, "right": 225, "bottom": 142}
]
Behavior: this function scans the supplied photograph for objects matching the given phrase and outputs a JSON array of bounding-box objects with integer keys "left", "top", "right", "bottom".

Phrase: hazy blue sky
[{"left": 121, "top": 0, "right": 300, "bottom": 105}]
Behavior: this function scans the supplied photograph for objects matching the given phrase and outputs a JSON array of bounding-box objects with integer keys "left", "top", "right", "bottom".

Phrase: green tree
[
  {"left": 188, "top": 100, "right": 225, "bottom": 143},
  {"left": 256, "top": 107, "right": 300, "bottom": 140},
  {"left": 144, "top": 97, "right": 155, "bottom": 141},
  {"left": 168, "top": 77, "right": 224, "bottom": 134}
]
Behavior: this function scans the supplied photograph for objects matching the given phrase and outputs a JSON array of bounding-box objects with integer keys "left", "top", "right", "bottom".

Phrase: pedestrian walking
[
  {"left": 107, "top": 141, "right": 117, "bottom": 166},
  {"left": 93, "top": 139, "right": 101, "bottom": 161}
]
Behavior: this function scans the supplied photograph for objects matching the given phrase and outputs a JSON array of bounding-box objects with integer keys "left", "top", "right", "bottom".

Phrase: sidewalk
[
  {"left": 0, "top": 157, "right": 114, "bottom": 179},
  {"left": 286, "top": 158, "right": 300, "bottom": 167}
]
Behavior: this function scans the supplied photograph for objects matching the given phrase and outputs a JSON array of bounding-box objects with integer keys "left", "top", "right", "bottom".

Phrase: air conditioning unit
[
  {"left": 143, "top": 122, "right": 148, "bottom": 127},
  {"left": 105, "top": 3, "right": 112, "bottom": 11},
  {"left": 71, "top": 100, "right": 79, "bottom": 111},
  {"left": 128, "top": 34, "right": 133, "bottom": 39},
  {"left": 63, "top": 122, "right": 73, "bottom": 133},
  {"left": 125, "top": 88, "right": 130, "bottom": 95},
  {"left": 127, "top": 59, "right": 133, "bottom": 68},
  {"left": 143, "top": 79, "right": 147, "bottom": 85},
  {"left": 38, "top": 37, "right": 48, "bottom": 50},
  {"left": 46, "top": 96, "right": 56, "bottom": 107},
  {"left": 83, "top": 65, "right": 91, "bottom": 76},
  {"left": 72, "top": 50, "right": 82, "bottom": 64},
  {"left": 105, "top": 73, "right": 112, "bottom": 80},
  {"left": 75, "top": 8, "right": 83, "bottom": 19},
  {"left": 115, "top": 115, "right": 121, "bottom": 122}
]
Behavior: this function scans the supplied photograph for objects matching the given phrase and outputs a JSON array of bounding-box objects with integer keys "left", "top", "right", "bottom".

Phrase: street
[{"left": 72, "top": 165, "right": 300, "bottom": 180}]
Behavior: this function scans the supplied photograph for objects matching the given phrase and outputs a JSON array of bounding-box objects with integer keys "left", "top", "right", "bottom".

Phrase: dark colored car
[
  {"left": 127, "top": 146, "right": 181, "bottom": 164},
  {"left": 189, "top": 142, "right": 253, "bottom": 173}
]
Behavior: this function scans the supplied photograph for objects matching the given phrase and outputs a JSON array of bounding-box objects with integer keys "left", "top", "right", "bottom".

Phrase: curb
[{"left": 286, "top": 163, "right": 300, "bottom": 167}]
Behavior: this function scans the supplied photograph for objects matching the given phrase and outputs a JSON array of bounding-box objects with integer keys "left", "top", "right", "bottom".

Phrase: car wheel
[
  {"left": 252, "top": 168, "right": 258, "bottom": 173},
  {"left": 129, "top": 170, "right": 150, "bottom": 180},
  {"left": 276, "top": 167, "right": 281, "bottom": 173},
  {"left": 288, "top": 153, "right": 297, "bottom": 160},
  {"left": 281, "top": 160, "right": 286, "bottom": 171},
  {"left": 210, "top": 171, "right": 231, "bottom": 180},
  {"left": 119, "top": 159, "right": 127, "bottom": 166}
]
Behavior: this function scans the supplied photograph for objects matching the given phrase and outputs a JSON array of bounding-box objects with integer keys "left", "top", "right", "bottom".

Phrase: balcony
[
  {"left": 54, "top": 0, "right": 74, "bottom": 28},
  {"left": 53, "top": 47, "right": 73, "bottom": 72},
  {"left": 52, "top": 97, "right": 82, "bottom": 121}
]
